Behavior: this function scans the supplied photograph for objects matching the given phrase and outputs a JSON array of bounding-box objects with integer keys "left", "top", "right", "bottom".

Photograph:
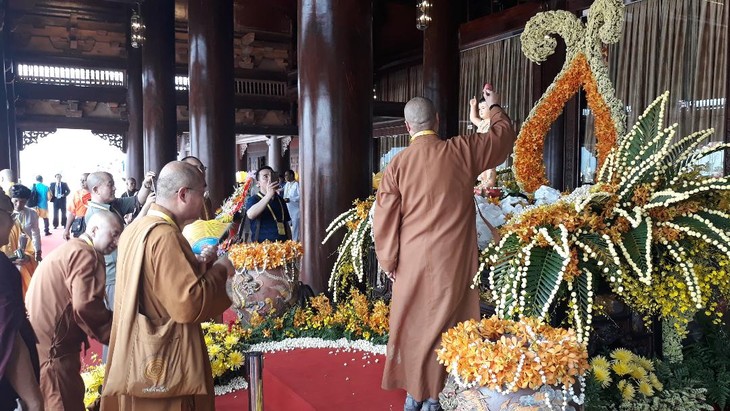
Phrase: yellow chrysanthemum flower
[
  {"left": 629, "top": 365, "right": 647, "bottom": 380},
  {"left": 638, "top": 380, "right": 654, "bottom": 397},
  {"left": 590, "top": 355, "right": 610, "bottom": 370},
  {"left": 612, "top": 361, "right": 631, "bottom": 376},
  {"left": 224, "top": 334, "right": 239, "bottom": 348},
  {"left": 635, "top": 356, "right": 654, "bottom": 372},
  {"left": 229, "top": 351, "right": 244, "bottom": 368},
  {"left": 208, "top": 344, "right": 221, "bottom": 357},
  {"left": 204, "top": 335, "right": 214, "bottom": 346},
  {"left": 611, "top": 348, "right": 634, "bottom": 363},
  {"left": 620, "top": 381, "right": 636, "bottom": 402},
  {"left": 649, "top": 373, "right": 664, "bottom": 391},
  {"left": 592, "top": 366, "right": 612, "bottom": 388}
]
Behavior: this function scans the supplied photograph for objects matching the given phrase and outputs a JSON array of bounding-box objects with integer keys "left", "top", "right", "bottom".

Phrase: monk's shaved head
[
  {"left": 157, "top": 161, "right": 205, "bottom": 200},
  {"left": 0, "top": 169, "right": 14, "bottom": 182},
  {"left": 85, "top": 209, "right": 122, "bottom": 254},
  {"left": 85, "top": 209, "right": 121, "bottom": 234},
  {"left": 86, "top": 172, "right": 112, "bottom": 190},
  {"left": 404, "top": 97, "right": 437, "bottom": 132}
]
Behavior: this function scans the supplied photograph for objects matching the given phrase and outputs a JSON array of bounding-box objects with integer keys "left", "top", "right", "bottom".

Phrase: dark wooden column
[
  {"left": 423, "top": 0, "right": 460, "bottom": 138},
  {"left": 298, "top": 0, "right": 373, "bottom": 293},
  {"left": 126, "top": 9, "right": 144, "bottom": 181},
  {"left": 142, "top": 0, "right": 177, "bottom": 174},
  {"left": 188, "top": 0, "right": 234, "bottom": 207},
  {"left": 0, "top": 1, "right": 9, "bottom": 172},
  {"left": 3, "top": 21, "right": 18, "bottom": 176}
]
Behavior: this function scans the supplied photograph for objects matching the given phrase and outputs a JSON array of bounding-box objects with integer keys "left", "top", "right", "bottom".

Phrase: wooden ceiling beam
[
  {"left": 16, "top": 114, "right": 128, "bottom": 133},
  {"left": 459, "top": 1, "right": 544, "bottom": 50},
  {"left": 177, "top": 121, "right": 297, "bottom": 136},
  {"left": 175, "top": 90, "right": 292, "bottom": 111},
  {"left": 15, "top": 83, "right": 127, "bottom": 103}
]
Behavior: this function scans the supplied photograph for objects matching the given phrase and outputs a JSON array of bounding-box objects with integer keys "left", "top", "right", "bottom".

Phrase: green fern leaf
[
  {"left": 521, "top": 246, "right": 567, "bottom": 318},
  {"left": 614, "top": 92, "right": 668, "bottom": 177},
  {"left": 618, "top": 217, "right": 651, "bottom": 280},
  {"left": 661, "top": 129, "right": 715, "bottom": 184},
  {"left": 668, "top": 215, "right": 730, "bottom": 254}
]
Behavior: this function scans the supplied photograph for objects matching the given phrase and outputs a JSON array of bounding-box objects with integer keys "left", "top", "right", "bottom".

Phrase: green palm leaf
[
  {"left": 522, "top": 246, "right": 567, "bottom": 318},
  {"left": 618, "top": 216, "right": 652, "bottom": 282},
  {"left": 646, "top": 176, "right": 730, "bottom": 209},
  {"left": 661, "top": 129, "right": 715, "bottom": 185},
  {"left": 670, "top": 214, "right": 730, "bottom": 254},
  {"left": 614, "top": 92, "right": 668, "bottom": 178}
]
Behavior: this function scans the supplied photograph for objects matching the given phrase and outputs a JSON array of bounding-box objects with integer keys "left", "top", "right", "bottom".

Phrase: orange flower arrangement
[
  {"left": 216, "top": 178, "right": 254, "bottom": 223},
  {"left": 437, "top": 316, "right": 589, "bottom": 392},
  {"left": 514, "top": 53, "right": 618, "bottom": 192},
  {"left": 227, "top": 240, "right": 303, "bottom": 271}
]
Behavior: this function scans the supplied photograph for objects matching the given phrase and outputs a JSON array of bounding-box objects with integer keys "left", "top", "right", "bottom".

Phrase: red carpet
[{"left": 41, "top": 232, "right": 406, "bottom": 410}]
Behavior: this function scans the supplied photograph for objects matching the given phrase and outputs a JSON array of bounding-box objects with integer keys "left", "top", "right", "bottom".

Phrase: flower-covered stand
[
  {"left": 226, "top": 240, "right": 303, "bottom": 326},
  {"left": 436, "top": 317, "right": 589, "bottom": 411}
]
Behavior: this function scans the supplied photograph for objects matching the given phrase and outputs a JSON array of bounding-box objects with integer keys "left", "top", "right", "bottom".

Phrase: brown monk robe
[
  {"left": 25, "top": 210, "right": 121, "bottom": 411},
  {"left": 374, "top": 95, "right": 516, "bottom": 402},
  {"left": 101, "top": 161, "right": 233, "bottom": 411}
]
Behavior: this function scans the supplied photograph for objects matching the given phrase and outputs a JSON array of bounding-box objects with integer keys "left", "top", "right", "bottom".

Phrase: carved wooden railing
[
  {"left": 16, "top": 63, "right": 126, "bottom": 87},
  {"left": 174, "top": 75, "right": 286, "bottom": 97}
]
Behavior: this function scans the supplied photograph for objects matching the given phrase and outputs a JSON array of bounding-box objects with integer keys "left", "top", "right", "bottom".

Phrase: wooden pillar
[
  {"left": 188, "top": 0, "right": 235, "bottom": 207},
  {"left": 0, "top": 0, "right": 9, "bottom": 172},
  {"left": 235, "top": 144, "right": 246, "bottom": 172},
  {"left": 126, "top": 8, "right": 144, "bottom": 181},
  {"left": 142, "top": 0, "right": 177, "bottom": 174},
  {"left": 4, "top": 33, "right": 18, "bottom": 176},
  {"left": 267, "top": 136, "right": 282, "bottom": 173},
  {"left": 298, "top": 0, "right": 373, "bottom": 293},
  {"left": 422, "top": 0, "right": 460, "bottom": 138}
]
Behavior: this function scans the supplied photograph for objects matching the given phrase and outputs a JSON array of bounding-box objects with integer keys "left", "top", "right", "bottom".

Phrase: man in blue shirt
[
  {"left": 32, "top": 176, "right": 51, "bottom": 236},
  {"left": 245, "top": 166, "right": 291, "bottom": 242}
]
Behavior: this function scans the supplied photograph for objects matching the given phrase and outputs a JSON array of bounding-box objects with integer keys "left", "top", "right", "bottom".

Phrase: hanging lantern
[
  {"left": 416, "top": 1, "right": 431, "bottom": 31},
  {"left": 131, "top": 7, "right": 146, "bottom": 48}
]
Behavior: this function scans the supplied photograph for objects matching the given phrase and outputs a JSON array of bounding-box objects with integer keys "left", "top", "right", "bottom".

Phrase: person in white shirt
[{"left": 282, "top": 169, "right": 300, "bottom": 241}]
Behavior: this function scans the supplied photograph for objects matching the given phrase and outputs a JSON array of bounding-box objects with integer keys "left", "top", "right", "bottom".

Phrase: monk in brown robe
[
  {"left": 101, "top": 161, "right": 234, "bottom": 411},
  {"left": 25, "top": 210, "right": 121, "bottom": 411},
  {"left": 181, "top": 155, "right": 215, "bottom": 220},
  {"left": 374, "top": 91, "right": 516, "bottom": 410}
]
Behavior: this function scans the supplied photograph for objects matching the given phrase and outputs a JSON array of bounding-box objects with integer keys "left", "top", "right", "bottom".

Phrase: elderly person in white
[{"left": 282, "top": 169, "right": 300, "bottom": 241}]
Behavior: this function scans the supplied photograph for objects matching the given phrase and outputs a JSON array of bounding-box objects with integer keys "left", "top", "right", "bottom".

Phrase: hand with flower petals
[{"left": 196, "top": 245, "right": 218, "bottom": 264}]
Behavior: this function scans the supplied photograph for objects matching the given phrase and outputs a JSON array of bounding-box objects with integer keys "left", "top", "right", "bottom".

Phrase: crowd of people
[
  {"left": 0, "top": 83, "right": 510, "bottom": 411},
  {"left": 0, "top": 157, "right": 304, "bottom": 410}
]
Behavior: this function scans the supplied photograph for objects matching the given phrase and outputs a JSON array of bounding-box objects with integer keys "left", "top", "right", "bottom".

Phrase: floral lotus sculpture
[
  {"left": 477, "top": 91, "right": 730, "bottom": 343},
  {"left": 437, "top": 316, "right": 589, "bottom": 410},
  {"left": 322, "top": 196, "right": 376, "bottom": 302},
  {"left": 226, "top": 240, "right": 303, "bottom": 325}
]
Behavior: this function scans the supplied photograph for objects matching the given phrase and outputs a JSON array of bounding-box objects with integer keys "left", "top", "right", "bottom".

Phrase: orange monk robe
[
  {"left": 25, "top": 237, "right": 112, "bottom": 411},
  {"left": 374, "top": 107, "right": 516, "bottom": 401},
  {"left": 0, "top": 222, "right": 37, "bottom": 297},
  {"left": 101, "top": 204, "right": 231, "bottom": 411}
]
